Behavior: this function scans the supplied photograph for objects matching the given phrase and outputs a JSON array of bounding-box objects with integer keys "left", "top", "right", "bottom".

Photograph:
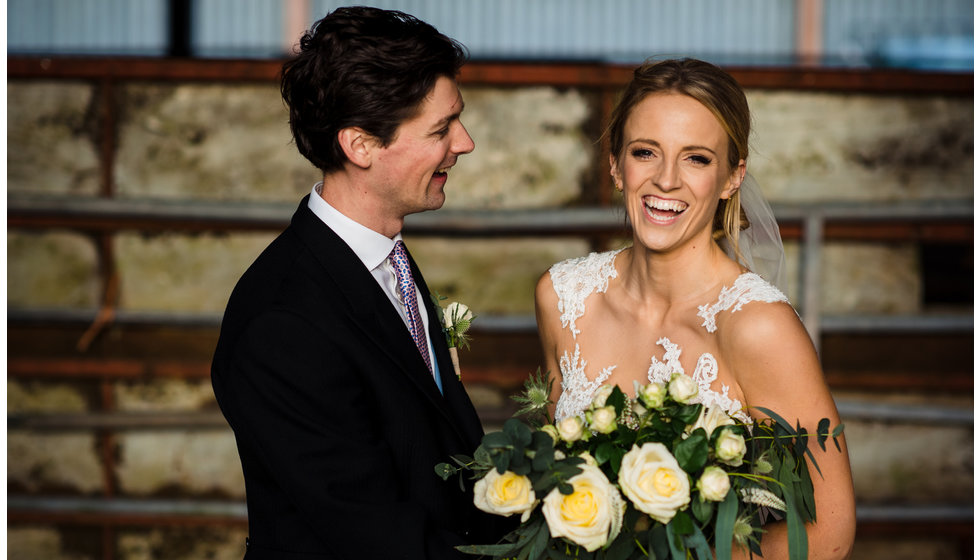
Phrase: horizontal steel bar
[
  {"left": 7, "top": 196, "right": 972, "bottom": 236},
  {"left": 8, "top": 411, "right": 230, "bottom": 431},
  {"left": 8, "top": 397, "right": 970, "bottom": 431},
  {"left": 6, "top": 495, "right": 971, "bottom": 525},
  {"left": 8, "top": 308, "right": 973, "bottom": 335},
  {"left": 834, "top": 398, "right": 973, "bottom": 426},
  {"left": 8, "top": 496, "right": 247, "bottom": 519}
]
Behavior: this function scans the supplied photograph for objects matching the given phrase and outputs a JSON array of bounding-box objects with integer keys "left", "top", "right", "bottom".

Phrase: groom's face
[{"left": 368, "top": 76, "right": 475, "bottom": 219}]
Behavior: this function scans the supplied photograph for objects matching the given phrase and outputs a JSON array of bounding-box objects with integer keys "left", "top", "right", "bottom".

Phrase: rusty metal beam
[
  {"left": 7, "top": 196, "right": 972, "bottom": 242},
  {"left": 7, "top": 56, "right": 973, "bottom": 95}
]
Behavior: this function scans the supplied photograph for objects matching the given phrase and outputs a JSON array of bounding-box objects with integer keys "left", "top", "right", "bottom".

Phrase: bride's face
[{"left": 612, "top": 92, "right": 744, "bottom": 255}]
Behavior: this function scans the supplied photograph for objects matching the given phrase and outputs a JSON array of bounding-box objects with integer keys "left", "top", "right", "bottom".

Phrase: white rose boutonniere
[{"left": 431, "top": 294, "right": 475, "bottom": 380}]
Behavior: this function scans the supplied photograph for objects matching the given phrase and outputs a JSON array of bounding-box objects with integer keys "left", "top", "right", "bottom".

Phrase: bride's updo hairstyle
[{"left": 606, "top": 58, "right": 751, "bottom": 264}]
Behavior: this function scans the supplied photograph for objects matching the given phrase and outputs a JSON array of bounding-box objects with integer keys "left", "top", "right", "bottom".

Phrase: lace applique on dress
[
  {"left": 555, "top": 344, "right": 617, "bottom": 422},
  {"left": 549, "top": 250, "right": 621, "bottom": 339},
  {"left": 647, "top": 337, "right": 751, "bottom": 424},
  {"left": 697, "top": 273, "right": 788, "bottom": 333},
  {"left": 551, "top": 252, "right": 784, "bottom": 424}
]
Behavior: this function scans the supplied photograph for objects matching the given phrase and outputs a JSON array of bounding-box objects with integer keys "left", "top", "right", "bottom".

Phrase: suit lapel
[
  {"left": 289, "top": 198, "right": 475, "bottom": 445},
  {"left": 410, "top": 250, "right": 486, "bottom": 449}
]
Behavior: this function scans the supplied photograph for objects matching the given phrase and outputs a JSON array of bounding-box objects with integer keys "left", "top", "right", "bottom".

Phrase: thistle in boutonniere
[{"left": 431, "top": 293, "right": 475, "bottom": 380}]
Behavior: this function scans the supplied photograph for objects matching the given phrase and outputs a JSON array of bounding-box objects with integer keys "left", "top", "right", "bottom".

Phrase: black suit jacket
[{"left": 212, "top": 197, "right": 503, "bottom": 559}]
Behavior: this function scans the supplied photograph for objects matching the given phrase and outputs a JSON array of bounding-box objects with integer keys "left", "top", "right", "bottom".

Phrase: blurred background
[{"left": 6, "top": 0, "right": 973, "bottom": 558}]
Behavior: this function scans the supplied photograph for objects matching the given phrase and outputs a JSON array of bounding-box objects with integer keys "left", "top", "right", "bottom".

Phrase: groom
[{"left": 211, "top": 7, "right": 504, "bottom": 559}]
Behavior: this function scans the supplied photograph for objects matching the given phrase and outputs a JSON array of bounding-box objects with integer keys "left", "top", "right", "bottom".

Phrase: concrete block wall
[{"left": 7, "top": 74, "right": 972, "bottom": 559}]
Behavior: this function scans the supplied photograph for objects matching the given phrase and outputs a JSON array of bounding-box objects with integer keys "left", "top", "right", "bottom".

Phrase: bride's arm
[
  {"left": 534, "top": 271, "right": 564, "bottom": 414},
  {"left": 724, "top": 301, "right": 856, "bottom": 560}
]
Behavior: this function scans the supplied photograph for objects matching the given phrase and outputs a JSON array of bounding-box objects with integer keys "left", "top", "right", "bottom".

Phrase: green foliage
[{"left": 439, "top": 371, "right": 846, "bottom": 560}]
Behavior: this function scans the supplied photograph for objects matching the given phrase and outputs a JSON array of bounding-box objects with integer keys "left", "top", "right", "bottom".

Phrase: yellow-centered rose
[
  {"left": 542, "top": 463, "right": 625, "bottom": 551},
  {"left": 473, "top": 469, "right": 537, "bottom": 521},
  {"left": 618, "top": 442, "right": 691, "bottom": 524}
]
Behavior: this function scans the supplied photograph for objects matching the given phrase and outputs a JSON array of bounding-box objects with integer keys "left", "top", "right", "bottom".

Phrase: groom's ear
[{"left": 337, "top": 127, "right": 377, "bottom": 169}]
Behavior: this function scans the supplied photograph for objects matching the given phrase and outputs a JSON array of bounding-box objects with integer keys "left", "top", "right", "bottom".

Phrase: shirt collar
[{"left": 308, "top": 182, "right": 399, "bottom": 270}]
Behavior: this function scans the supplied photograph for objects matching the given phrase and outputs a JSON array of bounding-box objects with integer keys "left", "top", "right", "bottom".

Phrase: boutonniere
[{"left": 432, "top": 293, "right": 475, "bottom": 380}]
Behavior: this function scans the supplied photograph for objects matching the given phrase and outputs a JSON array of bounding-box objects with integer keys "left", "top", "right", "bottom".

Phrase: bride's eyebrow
[{"left": 629, "top": 138, "right": 717, "bottom": 155}]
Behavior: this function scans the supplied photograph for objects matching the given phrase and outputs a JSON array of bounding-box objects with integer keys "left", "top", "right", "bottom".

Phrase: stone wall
[{"left": 7, "top": 75, "right": 973, "bottom": 559}]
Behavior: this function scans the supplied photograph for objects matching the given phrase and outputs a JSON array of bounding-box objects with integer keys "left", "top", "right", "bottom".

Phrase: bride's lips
[{"left": 642, "top": 195, "right": 688, "bottom": 224}]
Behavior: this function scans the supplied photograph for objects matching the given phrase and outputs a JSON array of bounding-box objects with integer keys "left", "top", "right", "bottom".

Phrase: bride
[{"left": 535, "top": 58, "right": 856, "bottom": 559}]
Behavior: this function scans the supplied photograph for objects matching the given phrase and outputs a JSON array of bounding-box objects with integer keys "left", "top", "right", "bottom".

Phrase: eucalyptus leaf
[
  {"left": 816, "top": 418, "right": 830, "bottom": 451},
  {"left": 435, "top": 462, "right": 455, "bottom": 481},
  {"left": 664, "top": 520, "right": 687, "bottom": 560},
  {"left": 484, "top": 431, "right": 513, "bottom": 450},
  {"left": 683, "top": 524, "right": 713, "bottom": 560},
  {"left": 691, "top": 496, "right": 714, "bottom": 524},
  {"left": 714, "top": 489, "right": 738, "bottom": 560},
  {"left": 603, "top": 531, "right": 637, "bottom": 560},
  {"left": 648, "top": 524, "right": 668, "bottom": 560},
  {"left": 674, "top": 431, "right": 708, "bottom": 473},
  {"left": 780, "top": 462, "right": 808, "bottom": 560}
]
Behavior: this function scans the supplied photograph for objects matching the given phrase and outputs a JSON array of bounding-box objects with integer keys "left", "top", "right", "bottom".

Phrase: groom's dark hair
[{"left": 280, "top": 6, "right": 468, "bottom": 174}]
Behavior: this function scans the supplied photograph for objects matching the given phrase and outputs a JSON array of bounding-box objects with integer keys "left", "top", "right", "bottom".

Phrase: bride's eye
[
  {"left": 688, "top": 154, "right": 711, "bottom": 166},
  {"left": 630, "top": 148, "right": 653, "bottom": 159}
]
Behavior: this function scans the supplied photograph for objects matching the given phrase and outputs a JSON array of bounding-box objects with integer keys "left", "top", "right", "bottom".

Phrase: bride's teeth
[
  {"left": 644, "top": 197, "right": 687, "bottom": 212},
  {"left": 436, "top": 167, "right": 450, "bottom": 174}
]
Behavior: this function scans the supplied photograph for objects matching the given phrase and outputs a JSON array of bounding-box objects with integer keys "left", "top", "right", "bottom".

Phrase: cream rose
[
  {"left": 541, "top": 424, "right": 561, "bottom": 444},
  {"left": 618, "top": 442, "right": 691, "bottom": 524},
  {"left": 542, "top": 463, "right": 625, "bottom": 551},
  {"left": 588, "top": 405, "right": 618, "bottom": 434},
  {"left": 558, "top": 415, "right": 586, "bottom": 443},
  {"left": 638, "top": 381, "right": 667, "bottom": 409},
  {"left": 473, "top": 469, "right": 537, "bottom": 521},
  {"left": 696, "top": 466, "right": 731, "bottom": 502},
  {"left": 591, "top": 385, "right": 614, "bottom": 408},
  {"left": 686, "top": 404, "right": 735, "bottom": 439},
  {"left": 715, "top": 428, "right": 747, "bottom": 467},
  {"left": 668, "top": 373, "right": 699, "bottom": 404}
]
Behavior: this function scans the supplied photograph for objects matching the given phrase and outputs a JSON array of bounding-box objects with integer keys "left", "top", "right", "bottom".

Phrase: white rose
[
  {"left": 588, "top": 405, "right": 618, "bottom": 434},
  {"left": 668, "top": 373, "right": 699, "bottom": 404},
  {"left": 444, "top": 302, "right": 473, "bottom": 328},
  {"left": 638, "top": 382, "right": 667, "bottom": 409},
  {"left": 578, "top": 452, "right": 598, "bottom": 467},
  {"left": 474, "top": 469, "right": 538, "bottom": 521},
  {"left": 557, "top": 415, "right": 585, "bottom": 443},
  {"left": 542, "top": 463, "right": 625, "bottom": 551},
  {"left": 591, "top": 385, "right": 615, "bottom": 408},
  {"left": 686, "top": 404, "right": 735, "bottom": 439},
  {"left": 715, "top": 428, "right": 747, "bottom": 467},
  {"left": 696, "top": 466, "right": 731, "bottom": 502},
  {"left": 541, "top": 424, "right": 560, "bottom": 444},
  {"left": 618, "top": 442, "right": 691, "bottom": 524}
]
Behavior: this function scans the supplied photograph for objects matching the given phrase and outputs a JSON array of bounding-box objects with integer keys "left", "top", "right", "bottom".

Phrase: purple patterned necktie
[{"left": 389, "top": 240, "right": 433, "bottom": 374}]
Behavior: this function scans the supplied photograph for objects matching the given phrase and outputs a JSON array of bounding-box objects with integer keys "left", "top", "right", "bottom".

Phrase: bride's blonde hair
[{"left": 605, "top": 58, "right": 751, "bottom": 265}]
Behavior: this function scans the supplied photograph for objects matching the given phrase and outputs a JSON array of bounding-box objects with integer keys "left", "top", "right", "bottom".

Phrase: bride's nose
[{"left": 653, "top": 159, "right": 680, "bottom": 192}]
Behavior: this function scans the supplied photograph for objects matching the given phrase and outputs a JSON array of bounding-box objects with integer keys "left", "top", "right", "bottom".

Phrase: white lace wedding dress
[{"left": 549, "top": 249, "right": 789, "bottom": 424}]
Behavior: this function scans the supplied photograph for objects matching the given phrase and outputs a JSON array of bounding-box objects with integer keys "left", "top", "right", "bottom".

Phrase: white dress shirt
[{"left": 307, "top": 183, "right": 442, "bottom": 390}]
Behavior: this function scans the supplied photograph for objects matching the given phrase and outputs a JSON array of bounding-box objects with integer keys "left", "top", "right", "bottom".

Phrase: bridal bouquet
[{"left": 436, "top": 370, "right": 843, "bottom": 560}]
